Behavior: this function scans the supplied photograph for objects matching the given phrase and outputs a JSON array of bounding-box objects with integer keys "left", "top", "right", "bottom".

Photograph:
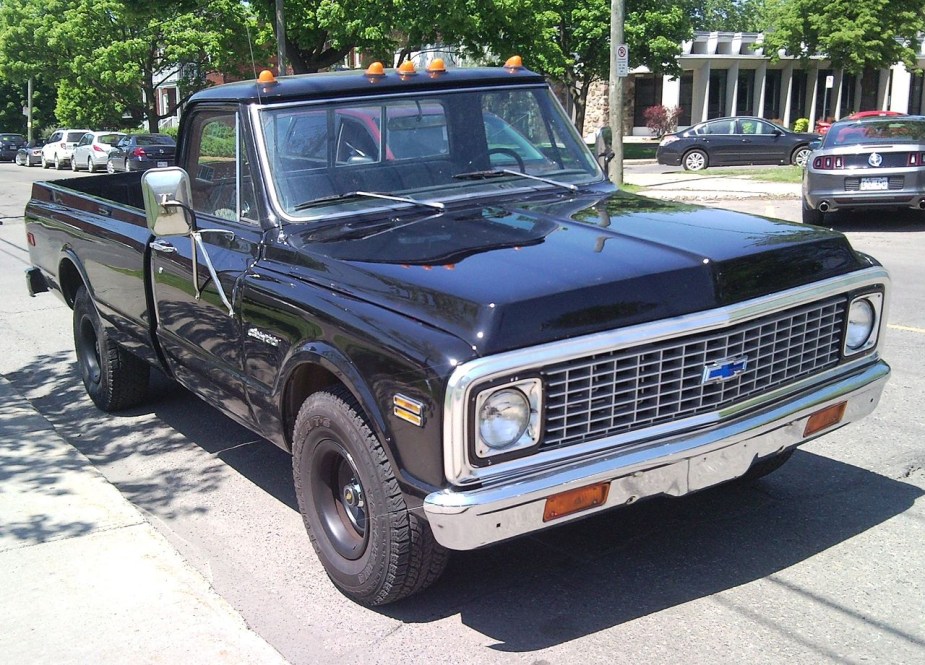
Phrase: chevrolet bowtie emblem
[{"left": 702, "top": 356, "right": 749, "bottom": 385}]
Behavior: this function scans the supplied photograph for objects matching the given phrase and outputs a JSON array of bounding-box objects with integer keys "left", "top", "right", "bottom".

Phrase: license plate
[
  {"left": 860, "top": 177, "right": 889, "bottom": 191},
  {"left": 156, "top": 160, "right": 168, "bottom": 168}
]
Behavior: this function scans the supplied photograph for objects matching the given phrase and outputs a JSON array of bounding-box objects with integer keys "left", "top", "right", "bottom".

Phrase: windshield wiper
[
  {"left": 293, "top": 190, "right": 444, "bottom": 212},
  {"left": 453, "top": 168, "right": 578, "bottom": 191}
]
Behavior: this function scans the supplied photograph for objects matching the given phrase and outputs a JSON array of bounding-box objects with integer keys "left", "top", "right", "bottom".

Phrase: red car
[{"left": 815, "top": 110, "right": 905, "bottom": 135}]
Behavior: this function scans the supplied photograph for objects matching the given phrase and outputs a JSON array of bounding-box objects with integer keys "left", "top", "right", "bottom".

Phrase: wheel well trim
[
  {"left": 278, "top": 342, "right": 392, "bottom": 455},
  {"left": 57, "top": 247, "right": 92, "bottom": 308}
]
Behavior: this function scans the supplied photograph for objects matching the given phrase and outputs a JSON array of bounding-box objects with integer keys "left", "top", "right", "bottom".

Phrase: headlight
[
  {"left": 474, "top": 379, "right": 542, "bottom": 460},
  {"left": 478, "top": 390, "right": 529, "bottom": 449},
  {"left": 843, "top": 293, "right": 883, "bottom": 356}
]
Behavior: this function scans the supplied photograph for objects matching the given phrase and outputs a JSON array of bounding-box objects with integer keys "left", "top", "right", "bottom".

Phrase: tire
[
  {"left": 73, "top": 286, "right": 149, "bottom": 412},
  {"left": 42, "top": 157, "right": 49, "bottom": 169},
  {"left": 87, "top": 157, "right": 96, "bottom": 173},
  {"left": 683, "top": 149, "right": 708, "bottom": 171},
  {"left": 293, "top": 387, "right": 448, "bottom": 606},
  {"left": 801, "top": 199, "right": 825, "bottom": 225},
  {"left": 738, "top": 448, "right": 795, "bottom": 482},
  {"left": 71, "top": 155, "right": 79, "bottom": 171},
  {"left": 54, "top": 154, "right": 63, "bottom": 170},
  {"left": 106, "top": 160, "right": 115, "bottom": 174},
  {"left": 792, "top": 146, "right": 812, "bottom": 167}
]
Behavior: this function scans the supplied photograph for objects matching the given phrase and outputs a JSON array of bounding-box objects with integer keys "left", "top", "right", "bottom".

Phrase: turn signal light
[
  {"left": 804, "top": 402, "right": 847, "bottom": 438},
  {"left": 543, "top": 482, "right": 610, "bottom": 522}
]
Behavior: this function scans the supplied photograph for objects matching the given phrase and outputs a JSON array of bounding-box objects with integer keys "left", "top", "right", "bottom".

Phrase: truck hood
[{"left": 283, "top": 190, "right": 864, "bottom": 355}]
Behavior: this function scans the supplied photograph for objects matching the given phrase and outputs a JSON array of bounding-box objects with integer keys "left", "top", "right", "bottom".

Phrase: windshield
[{"left": 258, "top": 86, "right": 601, "bottom": 220}]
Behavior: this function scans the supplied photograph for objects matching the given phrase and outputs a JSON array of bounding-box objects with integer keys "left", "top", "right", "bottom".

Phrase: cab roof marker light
[
  {"left": 365, "top": 62, "right": 386, "bottom": 79},
  {"left": 504, "top": 55, "right": 524, "bottom": 71},
  {"left": 427, "top": 58, "right": 447, "bottom": 75},
  {"left": 398, "top": 61, "right": 417, "bottom": 77},
  {"left": 257, "top": 69, "right": 278, "bottom": 88}
]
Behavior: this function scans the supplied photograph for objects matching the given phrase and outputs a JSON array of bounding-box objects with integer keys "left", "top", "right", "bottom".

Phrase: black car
[
  {"left": 0, "top": 133, "right": 27, "bottom": 161},
  {"left": 656, "top": 117, "right": 817, "bottom": 171},
  {"left": 15, "top": 138, "right": 47, "bottom": 166},
  {"left": 106, "top": 134, "right": 176, "bottom": 172}
]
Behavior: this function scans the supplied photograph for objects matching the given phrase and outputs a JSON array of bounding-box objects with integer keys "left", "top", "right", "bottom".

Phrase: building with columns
[{"left": 626, "top": 31, "right": 925, "bottom": 135}]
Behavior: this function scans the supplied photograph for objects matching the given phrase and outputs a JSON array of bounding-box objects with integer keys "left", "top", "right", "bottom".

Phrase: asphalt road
[{"left": 1, "top": 161, "right": 923, "bottom": 664}]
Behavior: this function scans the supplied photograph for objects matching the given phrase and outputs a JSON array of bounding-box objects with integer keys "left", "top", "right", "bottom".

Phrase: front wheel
[
  {"left": 792, "top": 146, "right": 812, "bottom": 167},
  {"left": 73, "top": 286, "right": 149, "bottom": 412},
  {"left": 293, "top": 388, "right": 448, "bottom": 606},
  {"left": 54, "top": 154, "right": 63, "bottom": 170},
  {"left": 683, "top": 149, "right": 708, "bottom": 171}
]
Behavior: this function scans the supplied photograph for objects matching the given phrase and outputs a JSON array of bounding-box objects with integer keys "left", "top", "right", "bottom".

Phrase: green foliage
[
  {"left": 761, "top": 0, "right": 925, "bottom": 73},
  {"left": 793, "top": 117, "right": 809, "bottom": 132},
  {"left": 0, "top": 0, "right": 260, "bottom": 130},
  {"left": 691, "top": 0, "right": 768, "bottom": 31},
  {"left": 0, "top": 77, "right": 56, "bottom": 136}
]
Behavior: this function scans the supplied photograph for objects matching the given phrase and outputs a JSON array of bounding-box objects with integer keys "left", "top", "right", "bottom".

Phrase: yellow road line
[{"left": 888, "top": 324, "right": 925, "bottom": 334}]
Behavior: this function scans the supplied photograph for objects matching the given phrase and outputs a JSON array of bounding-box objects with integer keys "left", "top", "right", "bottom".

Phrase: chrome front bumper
[{"left": 423, "top": 361, "right": 889, "bottom": 550}]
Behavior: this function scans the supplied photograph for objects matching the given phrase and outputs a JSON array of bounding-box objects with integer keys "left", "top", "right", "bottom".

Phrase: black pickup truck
[{"left": 25, "top": 60, "right": 891, "bottom": 606}]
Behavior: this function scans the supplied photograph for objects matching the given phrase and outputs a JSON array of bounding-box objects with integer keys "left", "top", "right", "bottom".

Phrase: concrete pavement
[{"left": 0, "top": 375, "right": 289, "bottom": 664}]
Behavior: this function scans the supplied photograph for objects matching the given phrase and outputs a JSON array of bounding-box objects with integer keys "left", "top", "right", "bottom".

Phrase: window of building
[
  {"left": 764, "top": 70, "right": 782, "bottom": 121},
  {"left": 708, "top": 70, "right": 727, "bottom": 119},
  {"left": 633, "top": 74, "right": 663, "bottom": 127}
]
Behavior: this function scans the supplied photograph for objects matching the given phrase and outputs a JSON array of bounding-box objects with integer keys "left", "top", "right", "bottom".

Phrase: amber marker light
[
  {"left": 365, "top": 61, "right": 386, "bottom": 80},
  {"left": 427, "top": 58, "right": 447, "bottom": 75},
  {"left": 804, "top": 402, "right": 847, "bottom": 438},
  {"left": 257, "top": 69, "right": 278, "bottom": 86},
  {"left": 398, "top": 61, "right": 417, "bottom": 77},
  {"left": 543, "top": 482, "right": 610, "bottom": 522},
  {"left": 504, "top": 55, "right": 524, "bottom": 71}
]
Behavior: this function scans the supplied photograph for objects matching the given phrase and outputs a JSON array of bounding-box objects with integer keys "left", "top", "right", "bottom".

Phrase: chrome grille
[{"left": 542, "top": 297, "right": 847, "bottom": 450}]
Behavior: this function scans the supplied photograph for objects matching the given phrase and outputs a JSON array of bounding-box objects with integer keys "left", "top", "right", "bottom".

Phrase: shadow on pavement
[{"left": 7, "top": 351, "right": 922, "bottom": 653}]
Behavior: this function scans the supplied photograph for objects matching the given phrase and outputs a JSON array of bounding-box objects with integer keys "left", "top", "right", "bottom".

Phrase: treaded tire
[
  {"left": 73, "top": 286, "right": 149, "bottom": 412},
  {"left": 801, "top": 199, "right": 825, "bottom": 225},
  {"left": 293, "top": 387, "right": 448, "bottom": 606}
]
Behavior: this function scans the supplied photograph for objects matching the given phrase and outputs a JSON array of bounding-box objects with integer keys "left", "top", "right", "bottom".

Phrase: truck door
[{"left": 149, "top": 107, "right": 263, "bottom": 425}]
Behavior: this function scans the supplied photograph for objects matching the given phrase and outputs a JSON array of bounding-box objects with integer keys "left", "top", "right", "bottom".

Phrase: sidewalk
[
  {"left": 0, "top": 376, "right": 288, "bottom": 664},
  {"left": 624, "top": 169, "right": 802, "bottom": 202}
]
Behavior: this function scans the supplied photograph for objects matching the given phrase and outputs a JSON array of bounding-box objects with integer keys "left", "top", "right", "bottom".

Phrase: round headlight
[
  {"left": 478, "top": 389, "right": 530, "bottom": 450},
  {"left": 846, "top": 298, "right": 875, "bottom": 350}
]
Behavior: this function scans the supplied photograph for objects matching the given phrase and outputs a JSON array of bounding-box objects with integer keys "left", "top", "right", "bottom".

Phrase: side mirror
[
  {"left": 594, "top": 126, "right": 614, "bottom": 171},
  {"left": 141, "top": 167, "right": 194, "bottom": 237}
]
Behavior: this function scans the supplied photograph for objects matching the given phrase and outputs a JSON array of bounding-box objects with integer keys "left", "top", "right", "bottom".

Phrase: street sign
[
  {"left": 616, "top": 44, "right": 629, "bottom": 78},
  {"left": 825, "top": 75, "right": 834, "bottom": 89}
]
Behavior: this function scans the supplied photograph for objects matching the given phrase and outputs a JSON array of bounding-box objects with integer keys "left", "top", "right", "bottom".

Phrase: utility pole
[
  {"left": 276, "top": 0, "right": 287, "bottom": 76},
  {"left": 27, "top": 78, "right": 33, "bottom": 143},
  {"left": 608, "top": 0, "right": 625, "bottom": 185}
]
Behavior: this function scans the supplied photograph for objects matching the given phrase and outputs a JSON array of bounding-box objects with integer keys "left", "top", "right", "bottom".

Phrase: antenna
[{"left": 245, "top": 20, "right": 262, "bottom": 104}]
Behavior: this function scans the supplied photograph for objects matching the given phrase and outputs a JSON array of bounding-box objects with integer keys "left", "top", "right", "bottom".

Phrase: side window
[
  {"left": 704, "top": 120, "right": 735, "bottom": 135},
  {"left": 187, "top": 110, "right": 258, "bottom": 223},
  {"left": 77, "top": 134, "right": 92, "bottom": 146}
]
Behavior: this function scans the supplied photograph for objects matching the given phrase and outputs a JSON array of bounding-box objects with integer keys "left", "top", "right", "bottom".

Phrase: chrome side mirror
[{"left": 141, "top": 167, "right": 194, "bottom": 237}]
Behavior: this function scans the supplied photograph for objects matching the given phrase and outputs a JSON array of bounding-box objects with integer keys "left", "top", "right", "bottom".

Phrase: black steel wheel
[
  {"left": 293, "top": 387, "right": 448, "bottom": 606},
  {"left": 73, "top": 286, "right": 149, "bottom": 412}
]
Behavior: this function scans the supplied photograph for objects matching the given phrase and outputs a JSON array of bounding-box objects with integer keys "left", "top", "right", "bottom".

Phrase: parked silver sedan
[
  {"left": 802, "top": 116, "right": 925, "bottom": 224},
  {"left": 71, "top": 131, "right": 126, "bottom": 173}
]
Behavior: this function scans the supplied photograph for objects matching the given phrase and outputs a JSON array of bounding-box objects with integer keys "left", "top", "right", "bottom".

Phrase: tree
[
  {"left": 0, "top": 0, "right": 259, "bottom": 132},
  {"left": 761, "top": 0, "right": 925, "bottom": 73},
  {"left": 0, "top": 78, "right": 56, "bottom": 137},
  {"left": 691, "top": 0, "right": 768, "bottom": 32},
  {"left": 462, "top": 0, "right": 695, "bottom": 134}
]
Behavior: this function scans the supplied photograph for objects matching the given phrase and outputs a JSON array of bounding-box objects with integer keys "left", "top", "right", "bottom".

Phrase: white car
[
  {"left": 71, "top": 131, "right": 126, "bottom": 173},
  {"left": 41, "top": 128, "right": 92, "bottom": 170}
]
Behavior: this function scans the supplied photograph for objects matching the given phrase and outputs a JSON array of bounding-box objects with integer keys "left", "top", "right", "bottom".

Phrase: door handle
[{"left": 151, "top": 239, "right": 177, "bottom": 254}]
